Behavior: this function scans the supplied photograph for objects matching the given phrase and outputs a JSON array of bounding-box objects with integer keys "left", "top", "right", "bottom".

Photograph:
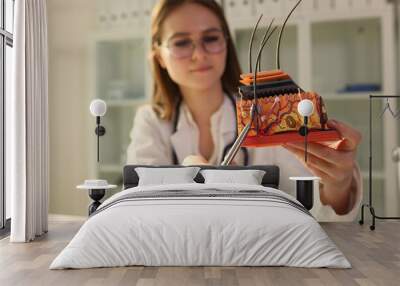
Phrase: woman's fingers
[
  {"left": 306, "top": 165, "right": 332, "bottom": 185},
  {"left": 285, "top": 141, "right": 337, "bottom": 165},
  {"left": 282, "top": 120, "right": 361, "bottom": 194},
  {"left": 283, "top": 144, "right": 353, "bottom": 185},
  {"left": 285, "top": 147, "right": 336, "bottom": 183},
  {"left": 283, "top": 145, "right": 335, "bottom": 181},
  {"left": 284, "top": 141, "right": 355, "bottom": 169},
  {"left": 182, "top": 155, "right": 209, "bottom": 166},
  {"left": 327, "top": 119, "right": 362, "bottom": 151}
]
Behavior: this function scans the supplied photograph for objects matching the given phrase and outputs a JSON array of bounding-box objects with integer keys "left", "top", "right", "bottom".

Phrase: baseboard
[
  {"left": 0, "top": 218, "right": 11, "bottom": 239},
  {"left": 48, "top": 213, "right": 87, "bottom": 222}
]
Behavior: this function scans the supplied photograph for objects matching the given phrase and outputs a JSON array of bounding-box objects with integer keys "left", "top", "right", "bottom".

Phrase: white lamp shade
[
  {"left": 297, "top": 99, "right": 314, "bottom": 117},
  {"left": 90, "top": 99, "right": 107, "bottom": 117}
]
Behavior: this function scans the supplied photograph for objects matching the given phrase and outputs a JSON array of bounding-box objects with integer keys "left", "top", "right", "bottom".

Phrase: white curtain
[{"left": 8, "top": 0, "right": 49, "bottom": 242}]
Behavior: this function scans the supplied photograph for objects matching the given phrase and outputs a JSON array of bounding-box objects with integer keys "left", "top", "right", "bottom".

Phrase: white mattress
[{"left": 50, "top": 183, "right": 350, "bottom": 269}]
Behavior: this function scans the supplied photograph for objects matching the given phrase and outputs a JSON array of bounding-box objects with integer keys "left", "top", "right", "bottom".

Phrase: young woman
[{"left": 126, "top": 0, "right": 362, "bottom": 221}]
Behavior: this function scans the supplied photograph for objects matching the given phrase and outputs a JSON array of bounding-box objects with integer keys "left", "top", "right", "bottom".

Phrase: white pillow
[
  {"left": 200, "top": 169, "right": 266, "bottom": 185},
  {"left": 135, "top": 167, "right": 200, "bottom": 186}
]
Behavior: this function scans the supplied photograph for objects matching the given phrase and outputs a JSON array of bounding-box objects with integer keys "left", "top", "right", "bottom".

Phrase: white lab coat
[{"left": 126, "top": 95, "right": 362, "bottom": 222}]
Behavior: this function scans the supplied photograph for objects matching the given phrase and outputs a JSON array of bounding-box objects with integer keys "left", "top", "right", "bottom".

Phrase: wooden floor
[{"left": 0, "top": 216, "right": 399, "bottom": 286}]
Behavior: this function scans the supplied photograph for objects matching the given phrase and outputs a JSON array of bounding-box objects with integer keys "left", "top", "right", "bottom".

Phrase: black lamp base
[
  {"left": 296, "top": 180, "right": 314, "bottom": 210},
  {"left": 290, "top": 177, "right": 318, "bottom": 211},
  {"left": 88, "top": 189, "right": 105, "bottom": 215}
]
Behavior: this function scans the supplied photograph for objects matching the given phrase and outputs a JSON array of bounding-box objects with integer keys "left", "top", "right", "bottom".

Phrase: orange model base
[{"left": 242, "top": 129, "right": 342, "bottom": 148}]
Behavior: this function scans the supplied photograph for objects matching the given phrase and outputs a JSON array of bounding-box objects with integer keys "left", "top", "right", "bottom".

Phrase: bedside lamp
[
  {"left": 90, "top": 99, "right": 107, "bottom": 162},
  {"left": 290, "top": 100, "right": 317, "bottom": 210},
  {"left": 297, "top": 98, "right": 314, "bottom": 163},
  {"left": 77, "top": 99, "right": 116, "bottom": 216}
]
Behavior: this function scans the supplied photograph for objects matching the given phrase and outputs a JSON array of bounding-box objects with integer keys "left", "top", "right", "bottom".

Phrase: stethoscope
[{"left": 172, "top": 94, "right": 249, "bottom": 165}]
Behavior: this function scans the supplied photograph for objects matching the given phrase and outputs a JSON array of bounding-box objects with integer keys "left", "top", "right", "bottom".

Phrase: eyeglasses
[{"left": 160, "top": 30, "right": 227, "bottom": 59}]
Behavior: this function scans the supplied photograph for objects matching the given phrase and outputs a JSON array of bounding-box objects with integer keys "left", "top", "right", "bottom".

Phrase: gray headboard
[{"left": 123, "top": 165, "right": 280, "bottom": 189}]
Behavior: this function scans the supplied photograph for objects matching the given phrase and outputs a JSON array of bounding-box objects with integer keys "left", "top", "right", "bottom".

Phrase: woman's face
[{"left": 156, "top": 3, "right": 227, "bottom": 92}]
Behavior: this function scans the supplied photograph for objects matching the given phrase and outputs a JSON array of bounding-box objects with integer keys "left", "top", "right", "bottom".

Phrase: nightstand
[{"left": 77, "top": 180, "right": 117, "bottom": 215}]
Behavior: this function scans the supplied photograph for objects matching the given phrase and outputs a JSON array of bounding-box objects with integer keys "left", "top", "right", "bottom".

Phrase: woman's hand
[
  {"left": 283, "top": 119, "right": 362, "bottom": 215},
  {"left": 182, "top": 155, "right": 238, "bottom": 166},
  {"left": 182, "top": 155, "right": 209, "bottom": 166}
]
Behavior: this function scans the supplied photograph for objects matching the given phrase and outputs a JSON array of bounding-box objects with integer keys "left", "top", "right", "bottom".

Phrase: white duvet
[{"left": 50, "top": 183, "right": 351, "bottom": 269}]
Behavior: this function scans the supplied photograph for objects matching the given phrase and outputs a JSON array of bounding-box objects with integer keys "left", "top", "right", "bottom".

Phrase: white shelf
[
  {"left": 224, "top": 0, "right": 390, "bottom": 24},
  {"left": 321, "top": 91, "right": 379, "bottom": 101}
]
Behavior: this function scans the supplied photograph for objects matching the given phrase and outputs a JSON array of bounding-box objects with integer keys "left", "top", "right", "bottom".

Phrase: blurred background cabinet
[
  {"left": 88, "top": 0, "right": 399, "bottom": 215},
  {"left": 228, "top": 0, "right": 398, "bottom": 216}
]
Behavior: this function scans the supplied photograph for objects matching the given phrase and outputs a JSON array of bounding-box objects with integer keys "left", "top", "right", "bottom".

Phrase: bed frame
[{"left": 123, "top": 165, "right": 280, "bottom": 189}]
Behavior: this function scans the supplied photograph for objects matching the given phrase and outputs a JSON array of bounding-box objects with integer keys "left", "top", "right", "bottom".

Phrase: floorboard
[{"left": 0, "top": 216, "right": 399, "bottom": 286}]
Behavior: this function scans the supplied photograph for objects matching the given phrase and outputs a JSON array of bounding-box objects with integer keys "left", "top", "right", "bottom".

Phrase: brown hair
[{"left": 150, "top": 0, "right": 242, "bottom": 121}]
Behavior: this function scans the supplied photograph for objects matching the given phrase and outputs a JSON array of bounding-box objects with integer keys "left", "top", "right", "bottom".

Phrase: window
[{"left": 0, "top": 0, "right": 14, "bottom": 235}]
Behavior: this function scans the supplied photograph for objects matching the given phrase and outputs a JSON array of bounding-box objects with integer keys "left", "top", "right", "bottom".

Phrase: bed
[{"left": 50, "top": 165, "right": 350, "bottom": 269}]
